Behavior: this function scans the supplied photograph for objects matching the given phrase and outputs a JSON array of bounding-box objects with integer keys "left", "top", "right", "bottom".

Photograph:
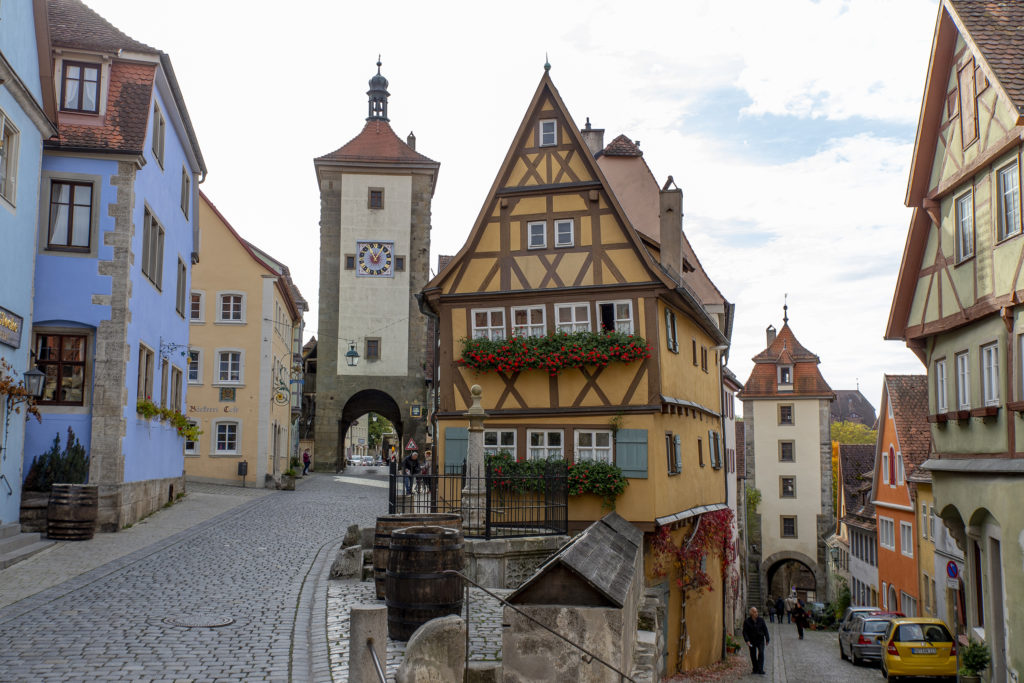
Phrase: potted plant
[
  {"left": 959, "top": 638, "right": 991, "bottom": 683},
  {"left": 725, "top": 633, "right": 742, "bottom": 654},
  {"left": 290, "top": 456, "right": 302, "bottom": 475},
  {"left": 280, "top": 468, "right": 297, "bottom": 491},
  {"left": 23, "top": 427, "right": 96, "bottom": 540}
]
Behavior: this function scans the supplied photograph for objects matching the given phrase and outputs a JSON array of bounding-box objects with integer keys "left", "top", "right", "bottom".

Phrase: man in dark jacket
[
  {"left": 402, "top": 452, "right": 420, "bottom": 494},
  {"left": 791, "top": 600, "right": 808, "bottom": 639},
  {"left": 742, "top": 606, "right": 770, "bottom": 675}
]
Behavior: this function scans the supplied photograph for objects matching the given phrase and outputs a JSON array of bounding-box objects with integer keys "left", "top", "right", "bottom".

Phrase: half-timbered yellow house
[{"left": 421, "top": 70, "right": 733, "bottom": 673}]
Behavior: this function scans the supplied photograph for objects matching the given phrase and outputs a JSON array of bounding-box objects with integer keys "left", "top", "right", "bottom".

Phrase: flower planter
[
  {"left": 47, "top": 484, "right": 98, "bottom": 540},
  {"left": 280, "top": 474, "right": 296, "bottom": 491}
]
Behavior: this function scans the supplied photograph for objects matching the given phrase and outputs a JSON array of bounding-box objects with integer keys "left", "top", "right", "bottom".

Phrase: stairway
[{"left": 0, "top": 523, "right": 54, "bottom": 570}]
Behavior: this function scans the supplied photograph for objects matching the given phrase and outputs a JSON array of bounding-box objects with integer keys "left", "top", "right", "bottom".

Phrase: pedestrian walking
[
  {"left": 742, "top": 607, "right": 770, "bottom": 675},
  {"left": 416, "top": 458, "right": 432, "bottom": 493},
  {"left": 774, "top": 597, "right": 786, "bottom": 625},
  {"left": 791, "top": 600, "right": 808, "bottom": 639},
  {"left": 767, "top": 600, "right": 775, "bottom": 624},
  {"left": 302, "top": 449, "right": 311, "bottom": 475},
  {"left": 402, "top": 451, "right": 420, "bottom": 495},
  {"left": 784, "top": 594, "right": 797, "bottom": 624}
]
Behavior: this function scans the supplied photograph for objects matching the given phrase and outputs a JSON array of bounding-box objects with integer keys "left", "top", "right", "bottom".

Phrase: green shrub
[
  {"left": 960, "top": 638, "right": 991, "bottom": 676},
  {"left": 23, "top": 427, "right": 89, "bottom": 492}
]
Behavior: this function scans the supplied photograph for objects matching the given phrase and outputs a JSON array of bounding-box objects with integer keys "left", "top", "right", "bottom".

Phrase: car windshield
[
  {"left": 895, "top": 623, "right": 952, "bottom": 642},
  {"left": 864, "top": 621, "right": 889, "bottom": 633}
]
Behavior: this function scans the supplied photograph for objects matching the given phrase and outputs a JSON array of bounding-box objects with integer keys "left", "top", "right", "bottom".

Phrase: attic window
[
  {"left": 539, "top": 119, "right": 557, "bottom": 147},
  {"left": 61, "top": 62, "right": 100, "bottom": 113},
  {"left": 368, "top": 188, "right": 384, "bottom": 210},
  {"left": 778, "top": 364, "right": 793, "bottom": 388}
]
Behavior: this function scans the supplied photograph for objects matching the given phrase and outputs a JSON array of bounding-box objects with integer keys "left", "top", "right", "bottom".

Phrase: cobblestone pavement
[
  {"left": 727, "top": 621, "right": 880, "bottom": 682},
  {"left": 0, "top": 473, "right": 385, "bottom": 682},
  {"left": 327, "top": 582, "right": 509, "bottom": 681}
]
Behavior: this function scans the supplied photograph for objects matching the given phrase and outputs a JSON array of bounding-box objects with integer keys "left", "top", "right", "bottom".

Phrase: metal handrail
[
  {"left": 445, "top": 569, "right": 636, "bottom": 682},
  {"left": 367, "top": 637, "right": 386, "bottom": 683}
]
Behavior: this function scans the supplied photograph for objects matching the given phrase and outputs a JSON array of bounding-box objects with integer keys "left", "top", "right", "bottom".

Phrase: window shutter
[
  {"left": 709, "top": 430, "right": 722, "bottom": 468},
  {"left": 444, "top": 427, "right": 468, "bottom": 472},
  {"left": 615, "top": 429, "right": 648, "bottom": 478},
  {"left": 673, "top": 435, "right": 682, "bottom": 472}
]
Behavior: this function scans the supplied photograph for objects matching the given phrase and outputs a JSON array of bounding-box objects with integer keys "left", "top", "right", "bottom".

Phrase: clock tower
[{"left": 312, "top": 61, "right": 439, "bottom": 471}]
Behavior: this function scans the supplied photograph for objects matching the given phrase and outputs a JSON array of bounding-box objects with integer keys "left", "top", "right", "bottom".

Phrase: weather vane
[
  {"left": 783, "top": 293, "right": 789, "bottom": 324},
  {"left": 544, "top": 53, "right": 550, "bottom": 72}
]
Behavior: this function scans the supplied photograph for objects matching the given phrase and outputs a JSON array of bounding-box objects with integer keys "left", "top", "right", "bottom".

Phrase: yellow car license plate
[{"left": 911, "top": 647, "right": 936, "bottom": 654}]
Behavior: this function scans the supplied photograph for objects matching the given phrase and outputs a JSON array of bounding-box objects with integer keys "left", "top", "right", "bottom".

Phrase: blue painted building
[
  {"left": 25, "top": 0, "right": 206, "bottom": 530},
  {"left": 0, "top": 0, "right": 57, "bottom": 526}
]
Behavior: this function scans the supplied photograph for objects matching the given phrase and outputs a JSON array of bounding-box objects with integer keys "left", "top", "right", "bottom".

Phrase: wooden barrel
[
  {"left": 385, "top": 526, "right": 464, "bottom": 641},
  {"left": 47, "top": 484, "right": 98, "bottom": 541},
  {"left": 373, "top": 513, "right": 461, "bottom": 599}
]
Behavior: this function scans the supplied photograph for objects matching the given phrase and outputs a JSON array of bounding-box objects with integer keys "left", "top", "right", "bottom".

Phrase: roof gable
[
  {"left": 870, "top": 374, "right": 930, "bottom": 499},
  {"left": 315, "top": 118, "right": 437, "bottom": 167},
  {"left": 739, "top": 323, "right": 833, "bottom": 399}
]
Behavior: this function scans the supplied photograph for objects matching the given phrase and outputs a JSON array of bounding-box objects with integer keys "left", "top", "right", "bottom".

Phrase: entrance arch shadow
[
  {"left": 337, "top": 390, "right": 404, "bottom": 471},
  {"left": 762, "top": 550, "right": 819, "bottom": 601}
]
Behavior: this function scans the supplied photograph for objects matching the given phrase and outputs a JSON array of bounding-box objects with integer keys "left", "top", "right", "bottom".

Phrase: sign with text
[{"left": 0, "top": 305, "right": 23, "bottom": 349}]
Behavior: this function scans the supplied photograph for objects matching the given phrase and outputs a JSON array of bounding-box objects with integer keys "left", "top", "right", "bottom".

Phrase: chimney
[
  {"left": 659, "top": 176, "right": 683, "bottom": 280},
  {"left": 406, "top": 131, "right": 416, "bottom": 150},
  {"left": 580, "top": 117, "right": 604, "bottom": 157},
  {"left": 766, "top": 325, "right": 777, "bottom": 347}
]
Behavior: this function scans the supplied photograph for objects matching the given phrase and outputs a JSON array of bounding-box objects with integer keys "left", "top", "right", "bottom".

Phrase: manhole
[{"left": 162, "top": 614, "right": 235, "bottom": 628}]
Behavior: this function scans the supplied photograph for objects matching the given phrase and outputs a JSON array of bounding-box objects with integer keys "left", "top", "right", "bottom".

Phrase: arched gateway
[{"left": 311, "top": 61, "right": 439, "bottom": 471}]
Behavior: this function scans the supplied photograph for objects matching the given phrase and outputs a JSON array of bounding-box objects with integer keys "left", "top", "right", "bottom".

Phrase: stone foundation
[
  {"left": 96, "top": 475, "right": 186, "bottom": 531},
  {"left": 463, "top": 535, "right": 568, "bottom": 590}
]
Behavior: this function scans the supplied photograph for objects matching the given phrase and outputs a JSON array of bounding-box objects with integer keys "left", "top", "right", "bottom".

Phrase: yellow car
[{"left": 880, "top": 617, "right": 957, "bottom": 681}]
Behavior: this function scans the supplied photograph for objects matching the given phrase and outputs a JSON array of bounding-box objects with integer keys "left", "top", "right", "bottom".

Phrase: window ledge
[
  {"left": 1006, "top": 400, "right": 1024, "bottom": 413},
  {"left": 970, "top": 406, "right": 1000, "bottom": 419},
  {"left": 927, "top": 413, "right": 949, "bottom": 423},
  {"left": 952, "top": 410, "right": 971, "bottom": 421}
]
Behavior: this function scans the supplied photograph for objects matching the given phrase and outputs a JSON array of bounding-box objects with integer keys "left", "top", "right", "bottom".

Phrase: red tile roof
[
  {"left": 317, "top": 119, "right": 437, "bottom": 165},
  {"left": 839, "top": 444, "right": 875, "bottom": 520},
  {"left": 951, "top": 0, "right": 1024, "bottom": 109},
  {"left": 603, "top": 134, "right": 643, "bottom": 157},
  {"left": 739, "top": 323, "right": 833, "bottom": 399},
  {"left": 47, "top": 0, "right": 155, "bottom": 54},
  {"left": 51, "top": 61, "right": 155, "bottom": 153},
  {"left": 885, "top": 374, "right": 930, "bottom": 475}
]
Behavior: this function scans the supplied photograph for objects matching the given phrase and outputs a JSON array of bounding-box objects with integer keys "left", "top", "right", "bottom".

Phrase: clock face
[{"left": 356, "top": 241, "right": 394, "bottom": 277}]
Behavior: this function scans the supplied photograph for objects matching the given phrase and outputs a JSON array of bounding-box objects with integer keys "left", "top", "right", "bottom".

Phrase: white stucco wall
[
  {"left": 752, "top": 398, "right": 823, "bottom": 565},
  {"left": 337, "top": 173, "right": 411, "bottom": 377}
]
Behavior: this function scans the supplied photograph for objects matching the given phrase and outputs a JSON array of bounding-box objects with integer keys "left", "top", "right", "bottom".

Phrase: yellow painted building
[
  {"left": 422, "top": 72, "right": 733, "bottom": 674},
  {"left": 185, "top": 193, "right": 306, "bottom": 485}
]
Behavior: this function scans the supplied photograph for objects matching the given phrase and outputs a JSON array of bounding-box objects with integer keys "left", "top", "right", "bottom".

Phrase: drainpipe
[{"left": 415, "top": 292, "right": 441, "bottom": 474}]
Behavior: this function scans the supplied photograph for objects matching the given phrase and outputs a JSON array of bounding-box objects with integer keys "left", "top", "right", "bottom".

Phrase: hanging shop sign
[{"left": 0, "top": 305, "right": 24, "bottom": 349}]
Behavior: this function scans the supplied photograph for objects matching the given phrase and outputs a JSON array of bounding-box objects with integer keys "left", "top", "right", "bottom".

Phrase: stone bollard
[
  {"left": 329, "top": 546, "right": 363, "bottom": 580},
  {"left": 343, "top": 524, "right": 361, "bottom": 547},
  {"left": 467, "top": 661, "right": 502, "bottom": 682},
  {"left": 395, "top": 615, "right": 466, "bottom": 683},
  {"left": 349, "top": 605, "right": 387, "bottom": 683}
]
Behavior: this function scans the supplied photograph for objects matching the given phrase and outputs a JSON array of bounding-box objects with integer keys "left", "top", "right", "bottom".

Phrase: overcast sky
[{"left": 86, "top": 0, "right": 941, "bottom": 412}]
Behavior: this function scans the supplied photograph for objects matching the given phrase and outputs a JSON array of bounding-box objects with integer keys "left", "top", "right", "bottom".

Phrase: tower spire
[
  {"left": 366, "top": 57, "right": 390, "bottom": 121},
  {"left": 783, "top": 293, "right": 789, "bottom": 325}
]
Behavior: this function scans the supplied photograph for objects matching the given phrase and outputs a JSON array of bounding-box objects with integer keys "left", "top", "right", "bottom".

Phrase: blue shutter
[
  {"left": 616, "top": 429, "right": 648, "bottom": 478},
  {"left": 673, "top": 435, "right": 682, "bottom": 472},
  {"left": 444, "top": 427, "right": 468, "bottom": 472}
]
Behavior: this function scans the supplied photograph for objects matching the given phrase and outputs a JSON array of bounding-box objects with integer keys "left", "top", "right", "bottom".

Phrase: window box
[
  {"left": 952, "top": 409, "right": 971, "bottom": 421},
  {"left": 458, "top": 330, "right": 650, "bottom": 375},
  {"left": 969, "top": 406, "right": 999, "bottom": 419},
  {"left": 1005, "top": 400, "right": 1024, "bottom": 413}
]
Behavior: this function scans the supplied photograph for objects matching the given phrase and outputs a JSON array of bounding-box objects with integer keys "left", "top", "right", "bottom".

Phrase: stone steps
[{"left": 0, "top": 523, "right": 54, "bottom": 569}]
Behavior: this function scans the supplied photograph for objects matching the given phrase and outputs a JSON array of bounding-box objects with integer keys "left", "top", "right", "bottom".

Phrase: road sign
[
  {"left": 406, "top": 438, "right": 418, "bottom": 451},
  {"left": 946, "top": 560, "right": 959, "bottom": 579}
]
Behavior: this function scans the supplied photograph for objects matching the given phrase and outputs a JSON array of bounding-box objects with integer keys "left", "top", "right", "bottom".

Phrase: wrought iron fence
[{"left": 388, "top": 461, "right": 567, "bottom": 539}]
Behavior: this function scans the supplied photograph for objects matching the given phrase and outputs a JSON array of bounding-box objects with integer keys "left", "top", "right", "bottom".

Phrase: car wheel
[{"left": 840, "top": 641, "right": 848, "bottom": 661}]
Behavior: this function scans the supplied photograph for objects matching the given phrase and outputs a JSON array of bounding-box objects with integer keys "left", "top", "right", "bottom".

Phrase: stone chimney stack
[
  {"left": 766, "top": 325, "right": 777, "bottom": 347},
  {"left": 580, "top": 117, "right": 605, "bottom": 157},
  {"left": 659, "top": 176, "right": 683, "bottom": 280},
  {"left": 406, "top": 131, "right": 416, "bottom": 150}
]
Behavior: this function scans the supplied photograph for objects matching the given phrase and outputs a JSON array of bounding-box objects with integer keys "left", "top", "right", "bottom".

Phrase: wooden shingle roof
[
  {"left": 885, "top": 374, "right": 931, "bottom": 474},
  {"left": 316, "top": 119, "right": 437, "bottom": 166},
  {"left": 47, "top": 0, "right": 155, "bottom": 54},
  {"left": 952, "top": 0, "right": 1024, "bottom": 112},
  {"left": 739, "top": 324, "right": 833, "bottom": 399}
]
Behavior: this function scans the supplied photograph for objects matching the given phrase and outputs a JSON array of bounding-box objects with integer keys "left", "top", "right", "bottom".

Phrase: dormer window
[
  {"left": 61, "top": 62, "right": 100, "bottom": 113},
  {"left": 778, "top": 364, "right": 793, "bottom": 388},
  {"left": 539, "top": 119, "right": 557, "bottom": 147}
]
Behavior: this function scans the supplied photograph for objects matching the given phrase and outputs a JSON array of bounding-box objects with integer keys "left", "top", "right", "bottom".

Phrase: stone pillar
[
  {"left": 349, "top": 604, "right": 387, "bottom": 683},
  {"left": 462, "top": 385, "right": 487, "bottom": 535}
]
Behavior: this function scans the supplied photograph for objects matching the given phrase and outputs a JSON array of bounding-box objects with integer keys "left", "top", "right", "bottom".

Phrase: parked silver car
[{"left": 838, "top": 615, "right": 891, "bottom": 666}]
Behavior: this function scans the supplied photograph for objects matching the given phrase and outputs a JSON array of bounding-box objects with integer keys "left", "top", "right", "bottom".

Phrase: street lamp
[
  {"left": 344, "top": 342, "right": 360, "bottom": 367},
  {"left": 2, "top": 365, "right": 46, "bottom": 471},
  {"left": 21, "top": 367, "right": 45, "bottom": 400}
]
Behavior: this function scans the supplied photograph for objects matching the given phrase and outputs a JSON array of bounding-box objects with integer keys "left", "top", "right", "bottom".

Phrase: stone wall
[
  {"left": 463, "top": 535, "right": 568, "bottom": 589},
  {"left": 96, "top": 475, "right": 185, "bottom": 531}
]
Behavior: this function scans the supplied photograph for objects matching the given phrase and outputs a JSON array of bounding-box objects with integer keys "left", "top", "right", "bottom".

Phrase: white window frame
[
  {"left": 216, "top": 291, "right": 246, "bottom": 324},
  {"left": 527, "top": 220, "right": 547, "bottom": 249},
  {"left": 900, "top": 522, "right": 913, "bottom": 557},
  {"left": 527, "top": 430, "right": 563, "bottom": 460},
  {"left": 935, "top": 358, "right": 947, "bottom": 412},
  {"left": 997, "top": 161, "right": 1021, "bottom": 241},
  {"left": 215, "top": 348, "right": 244, "bottom": 385},
  {"left": 955, "top": 190, "right": 974, "bottom": 262},
  {"left": 901, "top": 592, "right": 918, "bottom": 618},
  {"left": 539, "top": 119, "right": 557, "bottom": 147},
  {"left": 0, "top": 109, "right": 20, "bottom": 207},
  {"left": 575, "top": 429, "right": 612, "bottom": 464},
  {"left": 554, "top": 218, "right": 574, "bottom": 247},
  {"left": 981, "top": 342, "right": 999, "bottom": 406},
  {"left": 483, "top": 429, "right": 516, "bottom": 457},
  {"left": 471, "top": 308, "right": 505, "bottom": 341},
  {"left": 555, "top": 302, "right": 591, "bottom": 333},
  {"left": 596, "top": 300, "right": 633, "bottom": 335},
  {"left": 211, "top": 419, "right": 240, "bottom": 456},
  {"left": 896, "top": 451, "right": 904, "bottom": 485},
  {"left": 955, "top": 351, "right": 970, "bottom": 409},
  {"left": 879, "top": 516, "right": 896, "bottom": 551},
  {"left": 921, "top": 503, "right": 929, "bottom": 540},
  {"left": 189, "top": 290, "right": 205, "bottom": 323},
  {"left": 184, "top": 419, "right": 199, "bottom": 455},
  {"left": 778, "top": 364, "right": 793, "bottom": 386},
  {"left": 511, "top": 305, "right": 546, "bottom": 338},
  {"left": 187, "top": 349, "right": 202, "bottom": 384},
  {"left": 665, "top": 309, "right": 678, "bottom": 352}
]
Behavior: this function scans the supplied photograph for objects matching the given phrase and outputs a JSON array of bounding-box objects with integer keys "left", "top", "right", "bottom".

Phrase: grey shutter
[
  {"left": 673, "top": 435, "right": 682, "bottom": 472},
  {"left": 708, "top": 430, "right": 722, "bottom": 468},
  {"left": 615, "top": 429, "right": 648, "bottom": 479},
  {"left": 444, "top": 427, "right": 468, "bottom": 472}
]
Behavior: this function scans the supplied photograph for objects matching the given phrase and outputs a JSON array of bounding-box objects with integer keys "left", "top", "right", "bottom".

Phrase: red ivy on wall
[{"left": 651, "top": 508, "right": 737, "bottom": 597}]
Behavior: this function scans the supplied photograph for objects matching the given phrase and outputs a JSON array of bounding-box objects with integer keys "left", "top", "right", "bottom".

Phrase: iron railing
[{"left": 388, "top": 462, "right": 567, "bottom": 539}]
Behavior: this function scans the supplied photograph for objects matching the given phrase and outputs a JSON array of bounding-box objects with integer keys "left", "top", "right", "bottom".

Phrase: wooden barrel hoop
[
  {"left": 373, "top": 513, "right": 461, "bottom": 600},
  {"left": 47, "top": 484, "right": 99, "bottom": 541},
  {"left": 385, "top": 525, "right": 464, "bottom": 641}
]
